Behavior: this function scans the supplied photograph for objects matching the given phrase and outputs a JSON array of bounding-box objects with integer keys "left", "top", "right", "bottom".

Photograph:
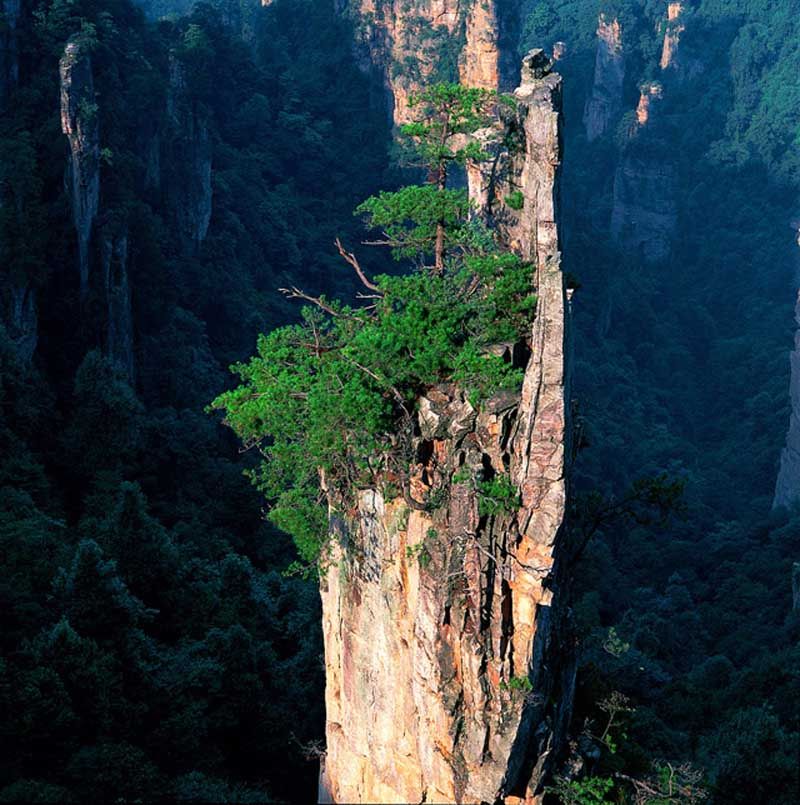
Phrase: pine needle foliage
[{"left": 210, "top": 84, "right": 537, "bottom": 567}]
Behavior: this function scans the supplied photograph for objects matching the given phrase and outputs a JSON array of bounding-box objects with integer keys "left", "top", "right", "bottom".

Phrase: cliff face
[
  {"left": 100, "top": 223, "right": 135, "bottom": 381},
  {"left": 341, "top": 0, "right": 515, "bottom": 125},
  {"left": 610, "top": 82, "right": 676, "bottom": 264},
  {"left": 60, "top": 38, "right": 100, "bottom": 298},
  {"left": 659, "top": 1, "right": 684, "bottom": 71},
  {"left": 166, "top": 55, "right": 212, "bottom": 252},
  {"left": 319, "top": 52, "right": 573, "bottom": 805},
  {"left": 583, "top": 14, "right": 624, "bottom": 142},
  {"left": 0, "top": 282, "right": 37, "bottom": 363},
  {"left": 1, "top": 0, "right": 19, "bottom": 104},
  {"left": 773, "top": 289, "right": 800, "bottom": 509}
]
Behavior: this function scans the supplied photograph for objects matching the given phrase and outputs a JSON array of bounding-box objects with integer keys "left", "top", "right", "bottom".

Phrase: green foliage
[
  {"left": 214, "top": 83, "right": 535, "bottom": 563},
  {"left": 477, "top": 474, "right": 520, "bottom": 517},
  {"left": 500, "top": 675, "right": 533, "bottom": 693},
  {"left": 356, "top": 184, "right": 470, "bottom": 261},
  {"left": 546, "top": 776, "right": 615, "bottom": 805},
  {"left": 405, "top": 541, "right": 431, "bottom": 568},
  {"left": 504, "top": 190, "right": 525, "bottom": 210}
]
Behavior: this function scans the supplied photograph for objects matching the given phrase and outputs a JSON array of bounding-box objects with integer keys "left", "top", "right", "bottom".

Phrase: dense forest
[
  {"left": 1, "top": 0, "right": 798, "bottom": 802},
  {"left": 526, "top": 1, "right": 800, "bottom": 801}
]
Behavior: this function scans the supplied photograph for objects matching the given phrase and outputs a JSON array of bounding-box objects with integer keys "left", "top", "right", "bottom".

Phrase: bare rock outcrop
[
  {"left": 165, "top": 54, "right": 212, "bottom": 252},
  {"left": 774, "top": 290, "right": 800, "bottom": 509},
  {"left": 100, "top": 223, "right": 134, "bottom": 381},
  {"left": 0, "top": 282, "right": 37, "bottom": 363},
  {"left": 341, "top": 0, "right": 516, "bottom": 126},
  {"left": 60, "top": 38, "right": 100, "bottom": 298},
  {"left": 583, "top": 14, "right": 624, "bottom": 142},
  {"left": 319, "top": 51, "right": 573, "bottom": 804},
  {"left": 659, "top": 1, "right": 684, "bottom": 71},
  {"left": 1, "top": 0, "right": 19, "bottom": 104},
  {"left": 610, "top": 152, "right": 676, "bottom": 264}
]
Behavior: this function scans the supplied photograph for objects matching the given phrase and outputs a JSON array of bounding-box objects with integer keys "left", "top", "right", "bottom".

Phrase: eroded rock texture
[
  {"left": 583, "top": 14, "right": 624, "bottom": 142},
  {"left": 1, "top": 0, "right": 19, "bottom": 104},
  {"left": 340, "top": 0, "right": 518, "bottom": 125},
  {"left": 774, "top": 290, "right": 800, "bottom": 509},
  {"left": 659, "top": 1, "right": 684, "bottom": 71},
  {"left": 60, "top": 38, "right": 100, "bottom": 298},
  {"left": 166, "top": 54, "right": 212, "bottom": 252},
  {"left": 319, "top": 52, "right": 573, "bottom": 805},
  {"left": 100, "top": 223, "right": 135, "bottom": 381},
  {"left": 0, "top": 282, "right": 37, "bottom": 363}
]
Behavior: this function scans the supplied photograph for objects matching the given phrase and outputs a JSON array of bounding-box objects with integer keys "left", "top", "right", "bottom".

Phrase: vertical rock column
[
  {"left": 583, "top": 13, "right": 624, "bottom": 142},
  {"left": 60, "top": 38, "right": 100, "bottom": 299},
  {"left": 0, "top": 0, "right": 20, "bottom": 104},
  {"left": 774, "top": 289, "right": 800, "bottom": 508},
  {"left": 319, "top": 51, "right": 573, "bottom": 805},
  {"left": 342, "top": 0, "right": 510, "bottom": 127}
]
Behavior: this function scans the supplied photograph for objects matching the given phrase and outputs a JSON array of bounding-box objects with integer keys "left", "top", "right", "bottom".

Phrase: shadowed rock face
[
  {"left": 319, "top": 53, "right": 574, "bottom": 805},
  {"left": 774, "top": 290, "right": 800, "bottom": 509},
  {"left": 1, "top": 0, "right": 20, "bottom": 104},
  {"left": 166, "top": 55, "right": 212, "bottom": 253},
  {"left": 100, "top": 224, "right": 134, "bottom": 381},
  {"left": 0, "top": 283, "right": 37, "bottom": 363},
  {"left": 60, "top": 39, "right": 100, "bottom": 298},
  {"left": 583, "top": 14, "right": 624, "bottom": 142},
  {"left": 340, "top": 0, "right": 519, "bottom": 126}
]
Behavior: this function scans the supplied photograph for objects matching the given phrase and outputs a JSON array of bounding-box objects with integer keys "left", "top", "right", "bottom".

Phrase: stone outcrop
[
  {"left": 635, "top": 81, "right": 663, "bottom": 128},
  {"left": 659, "top": 1, "right": 684, "bottom": 71},
  {"left": 583, "top": 14, "right": 624, "bottom": 142},
  {"left": 165, "top": 54, "right": 212, "bottom": 252},
  {"left": 60, "top": 38, "right": 100, "bottom": 298},
  {"left": 1, "top": 0, "right": 20, "bottom": 104},
  {"left": 100, "top": 223, "right": 135, "bottom": 381},
  {"left": 319, "top": 51, "right": 573, "bottom": 804},
  {"left": 610, "top": 151, "right": 676, "bottom": 264},
  {"left": 610, "top": 80, "right": 675, "bottom": 264},
  {"left": 0, "top": 282, "right": 37, "bottom": 363},
  {"left": 341, "top": 0, "right": 516, "bottom": 126},
  {"left": 774, "top": 290, "right": 800, "bottom": 509}
]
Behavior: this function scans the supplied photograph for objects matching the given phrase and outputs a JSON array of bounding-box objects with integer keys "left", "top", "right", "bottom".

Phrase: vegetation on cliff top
[{"left": 211, "top": 84, "right": 536, "bottom": 566}]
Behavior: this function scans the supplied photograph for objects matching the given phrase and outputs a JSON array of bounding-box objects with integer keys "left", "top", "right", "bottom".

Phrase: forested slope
[
  {"left": 521, "top": 2, "right": 800, "bottom": 801},
  {"left": 0, "top": 0, "right": 390, "bottom": 799}
]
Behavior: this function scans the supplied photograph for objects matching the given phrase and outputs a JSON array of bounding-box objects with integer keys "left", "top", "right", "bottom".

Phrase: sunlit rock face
[
  {"left": 583, "top": 13, "right": 624, "bottom": 142},
  {"left": 774, "top": 290, "right": 800, "bottom": 509},
  {"left": 319, "top": 52, "right": 574, "bottom": 805},
  {"left": 660, "top": 1, "right": 684, "bottom": 70},
  {"left": 60, "top": 38, "right": 100, "bottom": 298},
  {"left": 340, "top": 0, "right": 515, "bottom": 125},
  {"left": 635, "top": 81, "right": 663, "bottom": 127}
]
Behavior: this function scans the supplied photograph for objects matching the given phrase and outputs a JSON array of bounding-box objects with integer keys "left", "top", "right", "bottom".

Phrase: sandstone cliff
[
  {"left": 1, "top": 0, "right": 19, "bottom": 105},
  {"left": 60, "top": 38, "right": 100, "bottom": 299},
  {"left": 100, "top": 223, "right": 135, "bottom": 381},
  {"left": 659, "top": 2, "right": 684, "bottom": 71},
  {"left": 165, "top": 54, "right": 212, "bottom": 252},
  {"left": 340, "top": 0, "right": 517, "bottom": 125},
  {"left": 0, "top": 282, "right": 37, "bottom": 363},
  {"left": 583, "top": 14, "right": 624, "bottom": 142},
  {"left": 610, "top": 81, "right": 676, "bottom": 264},
  {"left": 319, "top": 51, "right": 573, "bottom": 805},
  {"left": 774, "top": 289, "right": 800, "bottom": 509}
]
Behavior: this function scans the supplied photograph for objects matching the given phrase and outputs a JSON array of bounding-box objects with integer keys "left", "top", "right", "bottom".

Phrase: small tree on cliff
[
  {"left": 356, "top": 84, "right": 496, "bottom": 271},
  {"left": 209, "top": 83, "right": 535, "bottom": 571}
]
